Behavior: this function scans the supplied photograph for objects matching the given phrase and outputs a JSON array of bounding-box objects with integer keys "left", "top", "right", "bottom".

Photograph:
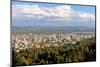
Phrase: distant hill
[{"left": 12, "top": 26, "right": 95, "bottom": 34}]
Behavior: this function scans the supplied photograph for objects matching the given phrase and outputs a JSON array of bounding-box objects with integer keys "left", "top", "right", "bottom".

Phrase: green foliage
[{"left": 12, "top": 37, "right": 96, "bottom": 66}]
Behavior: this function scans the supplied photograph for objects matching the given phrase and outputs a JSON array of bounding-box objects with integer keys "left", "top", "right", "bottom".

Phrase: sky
[{"left": 12, "top": 1, "right": 96, "bottom": 27}]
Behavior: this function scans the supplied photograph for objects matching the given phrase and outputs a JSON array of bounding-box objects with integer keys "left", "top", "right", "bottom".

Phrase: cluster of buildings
[{"left": 12, "top": 32, "right": 95, "bottom": 52}]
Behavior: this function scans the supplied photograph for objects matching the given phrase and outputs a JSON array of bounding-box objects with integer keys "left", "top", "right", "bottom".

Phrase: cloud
[{"left": 12, "top": 3, "right": 95, "bottom": 23}]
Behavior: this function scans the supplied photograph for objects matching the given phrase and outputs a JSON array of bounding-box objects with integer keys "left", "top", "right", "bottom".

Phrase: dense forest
[{"left": 12, "top": 37, "right": 96, "bottom": 66}]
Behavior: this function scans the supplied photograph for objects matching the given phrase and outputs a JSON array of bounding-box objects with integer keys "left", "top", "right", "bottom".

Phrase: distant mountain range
[{"left": 12, "top": 26, "right": 95, "bottom": 33}]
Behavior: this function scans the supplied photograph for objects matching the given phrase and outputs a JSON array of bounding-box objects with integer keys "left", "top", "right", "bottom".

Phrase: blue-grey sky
[{"left": 12, "top": 1, "right": 95, "bottom": 27}]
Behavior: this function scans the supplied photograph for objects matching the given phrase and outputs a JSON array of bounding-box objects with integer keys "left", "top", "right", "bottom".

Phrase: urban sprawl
[{"left": 12, "top": 32, "right": 95, "bottom": 52}]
